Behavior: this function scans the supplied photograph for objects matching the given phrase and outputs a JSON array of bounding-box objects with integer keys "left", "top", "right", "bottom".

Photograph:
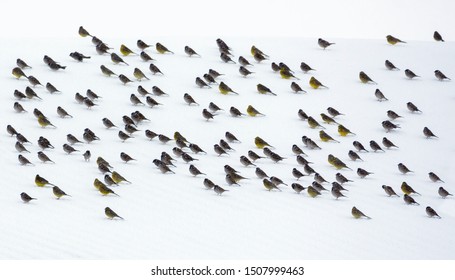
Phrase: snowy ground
[{"left": 1, "top": 33, "right": 454, "bottom": 259}]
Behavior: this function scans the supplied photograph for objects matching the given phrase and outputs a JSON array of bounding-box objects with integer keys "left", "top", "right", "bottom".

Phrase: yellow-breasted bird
[
  {"left": 307, "top": 186, "right": 321, "bottom": 198},
  {"left": 112, "top": 171, "right": 131, "bottom": 184},
  {"left": 263, "top": 179, "right": 281, "bottom": 192},
  {"left": 156, "top": 42, "right": 174, "bottom": 54},
  {"left": 219, "top": 82, "right": 238, "bottom": 95},
  {"left": 120, "top": 44, "right": 137, "bottom": 56},
  {"left": 251, "top": 45, "right": 268, "bottom": 57},
  {"left": 386, "top": 35, "right": 406, "bottom": 45},
  {"left": 352, "top": 206, "right": 371, "bottom": 219},
  {"left": 37, "top": 115, "right": 57, "bottom": 128},
  {"left": 320, "top": 113, "right": 338, "bottom": 124},
  {"left": 338, "top": 124, "right": 356, "bottom": 136},
  {"left": 280, "top": 69, "right": 299, "bottom": 80},
  {"left": 328, "top": 154, "right": 352, "bottom": 170},
  {"left": 98, "top": 185, "right": 119, "bottom": 196},
  {"left": 255, "top": 136, "right": 273, "bottom": 149},
  {"left": 359, "top": 71, "right": 377, "bottom": 84},
  {"left": 319, "top": 130, "right": 339, "bottom": 143},
  {"left": 307, "top": 116, "right": 325, "bottom": 129},
  {"left": 35, "top": 174, "right": 56, "bottom": 187},
  {"left": 246, "top": 105, "right": 265, "bottom": 117},
  {"left": 401, "top": 182, "right": 420, "bottom": 196},
  {"left": 78, "top": 26, "right": 92, "bottom": 37},
  {"left": 12, "top": 67, "right": 28, "bottom": 79},
  {"left": 52, "top": 186, "right": 71, "bottom": 199},
  {"left": 309, "top": 76, "right": 328, "bottom": 89},
  {"left": 133, "top": 68, "right": 149, "bottom": 81}
]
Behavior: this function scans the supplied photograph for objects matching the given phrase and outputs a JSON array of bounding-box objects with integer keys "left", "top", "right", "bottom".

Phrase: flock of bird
[{"left": 6, "top": 26, "right": 452, "bottom": 221}]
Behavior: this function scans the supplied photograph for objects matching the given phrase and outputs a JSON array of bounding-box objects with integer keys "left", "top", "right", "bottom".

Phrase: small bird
[
  {"left": 183, "top": 93, "right": 199, "bottom": 106},
  {"left": 401, "top": 182, "right": 420, "bottom": 195},
  {"left": 120, "top": 152, "right": 136, "bottom": 163},
  {"left": 47, "top": 61, "right": 66, "bottom": 71},
  {"left": 18, "top": 154, "right": 33, "bottom": 166},
  {"left": 398, "top": 163, "right": 413, "bottom": 174},
  {"left": 219, "top": 82, "right": 238, "bottom": 95},
  {"left": 184, "top": 46, "right": 200, "bottom": 57},
  {"left": 280, "top": 69, "right": 299, "bottom": 80},
  {"left": 38, "top": 136, "right": 54, "bottom": 150},
  {"left": 27, "top": 76, "right": 42, "bottom": 87},
  {"left": 189, "top": 143, "right": 206, "bottom": 154},
  {"left": 318, "top": 38, "right": 335, "bottom": 49},
  {"left": 307, "top": 116, "right": 325, "bottom": 129},
  {"left": 428, "top": 172, "right": 444, "bottom": 183},
  {"left": 16, "top": 58, "right": 31, "bottom": 69},
  {"left": 120, "top": 44, "right": 136, "bottom": 56},
  {"left": 130, "top": 94, "right": 144, "bottom": 106},
  {"left": 270, "top": 176, "right": 287, "bottom": 187},
  {"left": 208, "top": 69, "right": 223, "bottom": 78},
  {"left": 20, "top": 192, "right": 36, "bottom": 203},
  {"left": 357, "top": 168, "right": 373, "bottom": 178},
  {"left": 13, "top": 102, "right": 27, "bottom": 113},
  {"left": 433, "top": 31, "right": 444, "bottom": 42},
  {"left": 239, "top": 66, "right": 254, "bottom": 77},
  {"left": 298, "top": 109, "right": 309, "bottom": 120},
  {"left": 15, "top": 141, "right": 30, "bottom": 153},
  {"left": 83, "top": 150, "right": 91, "bottom": 161},
  {"left": 202, "top": 109, "right": 215, "bottom": 121},
  {"left": 314, "top": 173, "right": 329, "bottom": 184},
  {"left": 338, "top": 125, "right": 356, "bottom": 136},
  {"left": 63, "top": 144, "right": 79, "bottom": 154},
  {"left": 403, "top": 194, "right": 419, "bottom": 205},
  {"left": 292, "top": 183, "right": 306, "bottom": 194},
  {"left": 45, "top": 82, "right": 60, "bottom": 94},
  {"left": 374, "top": 89, "right": 388, "bottom": 101},
  {"left": 385, "top": 60, "right": 400, "bottom": 70},
  {"left": 70, "top": 51, "right": 91, "bottom": 62},
  {"left": 351, "top": 206, "right": 371, "bottom": 219},
  {"left": 253, "top": 52, "right": 267, "bottom": 63},
  {"left": 291, "top": 82, "right": 306, "bottom": 93},
  {"left": 423, "top": 127, "right": 438, "bottom": 138},
  {"left": 189, "top": 165, "right": 205, "bottom": 176},
  {"left": 320, "top": 113, "right": 338, "bottom": 125},
  {"left": 57, "top": 106, "right": 72, "bottom": 118},
  {"left": 224, "top": 131, "right": 240, "bottom": 143},
  {"left": 257, "top": 84, "right": 276, "bottom": 96},
  {"left": 158, "top": 134, "right": 172, "bottom": 144},
  {"left": 386, "top": 35, "right": 406, "bottom": 45},
  {"left": 291, "top": 144, "right": 306, "bottom": 156},
  {"left": 300, "top": 62, "right": 315, "bottom": 73},
  {"left": 102, "top": 118, "right": 117, "bottom": 129},
  {"left": 336, "top": 173, "right": 353, "bottom": 184},
  {"left": 140, "top": 51, "right": 154, "bottom": 62},
  {"left": 438, "top": 187, "right": 452, "bottom": 198},
  {"left": 319, "top": 130, "right": 339, "bottom": 143},
  {"left": 251, "top": 45, "right": 268, "bottom": 57},
  {"left": 263, "top": 179, "right": 281, "bottom": 192},
  {"left": 213, "top": 144, "right": 228, "bottom": 156},
  {"left": 145, "top": 96, "right": 161, "bottom": 108},
  {"left": 328, "top": 154, "right": 351, "bottom": 170},
  {"left": 137, "top": 39, "right": 151, "bottom": 50},
  {"left": 133, "top": 68, "right": 149, "bottom": 81},
  {"left": 254, "top": 167, "right": 269, "bottom": 179},
  {"left": 35, "top": 174, "right": 56, "bottom": 187},
  {"left": 152, "top": 86, "right": 168, "bottom": 96},
  {"left": 332, "top": 182, "right": 348, "bottom": 192},
  {"left": 78, "top": 26, "right": 92, "bottom": 37},
  {"left": 292, "top": 168, "right": 306, "bottom": 180},
  {"left": 156, "top": 42, "right": 174, "bottom": 54},
  {"left": 52, "top": 186, "right": 71, "bottom": 199},
  {"left": 382, "top": 120, "right": 400, "bottom": 132},
  {"left": 195, "top": 77, "right": 211, "bottom": 88},
  {"left": 331, "top": 187, "right": 347, "bottom": 199},
  {"left": 309, "top": 76, "right": 328, "bottom": 89},
  {"left": 105, "top": 207, "right": 123, "bottom": 220},
  {"left": 118, "top": 74, "right": 133, "bottom": 85},
  {"left": 12, "top": 67, "right": 28, "bottom": 79},
  {"left": 112, "top": 171, "right": 131, "bottom": 184},
  {"left": 248, "top": 150, "right": 265, "bottom": 162},
  {"left": 95, "top": 42, "right": 111, "bottom": 55},
  {"left": 38, "top": 151, "right": 54, "bottom": 163},
  {"left": 16, "top": 133, "right": 31, "bottom": 144},
  {"left": 434, "top": 70, "right": 450, "bottom": 81},
  {"left": 296, "top": 155, "right": 313, "bottom": 166},
  {"left": 229, "top": 106, "right": 244, "bottom": 117},
  {"left": 405, "top": 69, "right": 419, "bottom": 79},
  {"left": 182, "top": 152, "right": 198, "bottom": 163},
  {"left": 219, "top": 139, "right": 234, "bottom": 151},
  {"left": 118, "top": 130, "right": 133, "bottom": 142},
  {"left": 203, "top": 74, "right": 217, "bottom": 84},
  {"left": 25, "top": 87, "right": 42, "bottom": 100},
  {"left": 301, "top": 136, "right": 321, "bottom": 150},
  {"left": 208, "top": 102, "right": 223, "bottom": 113},
  {"left": 359, "top": 71, "right": 377, "bottom": 84},
  {"left": 369, "top": 140, "right": 384, "bottom": 152},
  {"left": 111, "top": 53, "right": 129, "bottom": 65},
  {"left": 254, "top": 136, "right": 273, "bottom": 149},
  {"left": 382, "top": 137, "right": 398, "bottom": 149},
  {"left": 406, "top": 102, "right": 422, "bottom": 113},
  {"left": 145, "top": 130, "right": 158, "bottom": 141},
  {"left": 240, "top": 155, "right": 256, "bottom": 167},
  {"left": 214, "top": 185, "right": 228, "bottom": 196},
  {"left": 307, "top": 186, "right": 321, "bottom": 198},
  {"left": 387, "top": 110, "right": 402, "bottom": 120},
  {"left": 271, "top": 62, "right": 281, "bottom": 72},
  {"left": 327, "top": 107, "right": 344, "bottom": 118},
  {"left": 238, "top": 56, "right": 253, "bottom": 67},
  {"left": 149, "top": 63, "right": 164, "bottom": 75},
  {"left": 153, "top": 160, "right": 175, "bottom": 174},
  {"left": 348, "top": 150, "right": 362, "bottom": 161},
  {"left": 203, "top": 179, "right": 216, "bottom": 190},
  {"left": 100, "top": 65, "right": 117, "bottom": 77},
  {"left": 426, "top": 206, "right": 441, "bottom": 218},
  {"left": 382, "top": 185, "right": 400, "bottom": 197},
  {"left": 246, "top": 105, "right": 265, "bottom": 117},
  {"left": 14, "top": 89, "right": 27, "bottom": 100}
]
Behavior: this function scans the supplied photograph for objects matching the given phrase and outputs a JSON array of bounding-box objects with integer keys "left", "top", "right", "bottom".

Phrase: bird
[
  {"left": 214, "top": 185, "right": 228, "bottom": 196},
  {"left": 37, "top": 136, "right": 54, "bottom": 150},
  {"left": 100, "top": 65, "right": 117, "bottom": 76},
  {"left": 152, "top": 86, "right": 168, "bottom": 96},
  {"left": 353, "top": 141, "right": 368, "bottom": 153},
  {"left": 292, "top": 183, "right": 306, "bottom": 194},
  {"left": 429, "top": 172, "right": 444, "bottom": 183},
  {"left": 27, "top": 76, "right": 42, "bottom": 87},
  {"left": 357, "top": 168, "right": 373, "bottom": 178},
  {"left": 254, "top": 136, "right": 273, "bottom": 149},
  {"left": 203, "top": 74, "right": 217, "bottom": 84},
  {"left": 307, "top": 186, "right": 321, "bottom": 198},
  {"left": 208, "top": 69, "right": 223, "bottom": 78},
  {"left": 320, "top": 113, "right": 338, "bottom": 125},
  {"left": 300, "top": 62, "right": 315, "bottom": 73},
  {"left": 256, "top": 84, "right": 276, "bottom": 96},
  {"left": 328, "top": 154, "right": 351, "bottom": 170},
  {"left": 15, "top": 141, "right": 30, "bottom": 153},
  {"left": 219, "top": 82, "right": 238, "bottom": 95},
  {"left": 307, "top": 117, "right": 325, "bottom": 129},
  {"left": 386, "top": 35, "right": 406, "bottom": 45},
  {"left": 78, "top": 26, "right": 92, "bottom": 37},
  {"left": 184, "top": 46, "right": 200, "bottom": 57},
  {"left": 382, "top": 120, "right": 400, "bottom": 132},
  {"left": 382, "top": 137, "right": 398, "bottom": 149},
  {"left": 145, "top": 96, "right": 161, "bottom": 108},
  {"left": 405, "top": 69, "right": 419, "bottom": 79},
  {"left": 220, "top": 52, "right": 235, "bottom": 63},
  {"left": 331, "top": 187, "right": 347, "bottom": 199},
  {"left": 13, "top": 102, "right": 27, "bottom": 113},
  {"left": 16, "top": 58, "right": 31, "bottom": 69},
  {"left": 255, "top": 167, "right": 269, "bottom": 179},
  {"left": 438, "top": 187, "right": 452, "bottom": 198},
  {"left": 208, "top": 102, "right": 223, "bottom": 113},
  {"left": 219, "top": 139, "right": 234, "bottom": 151},
  {"left": 57, "top": 106, "right": 72, "bottom": 118},
  {"left": 263, "top": 179, "right": 281, "bottom": 192},
  {"left": 225, "top": 131, "right": 240, "bottom": 143},
  {"left": 309, "top": 76, "right": 328, "bottom": 89},
  {"left": 189, "top": 165, "right": 205, "bottom": 176},
  {"left": 12, "top": 67, "right": 28, "bottom": 79},
  {"left": 292, "top": 168, "right": 306, "bottom": 180},
  {"left": 369, "top": 140, "right": 384, "bottom": 152},
  {"left": 44, "top": 82, "right": 60, "bottom": 94},
  {"left": 359, "top": 71, "right": 377, "bottom": 84},
  {"left": 140, "top": 51, "right": 154, "bottom": 62},
  {"left": 374, "top": 89, "right": 388, "bottom": 101},
  {"left": 291, "top": 144, "right": 306, "bottom": 156},
  {"left": 403, "top": 194, "right": 419, "bottom": 205},
  {"left": 238, "top": 56, "right": 253, "bottom": 67},
  {"left": 20, "top": 192, "right": 36, "bottom": 203},
  {"left": 47, "top": 61, "right": 66, "bottom": 71},
  {"left": 120, "top": 152, "right": 136, "bottom": 163},
  {"left": 387, "top": 110, "right": 402, "bottom": 120},
  {"left": 253, "top": 52, "right": 267, "bottom": 63},
  {"left": 111, "top": 53, "right": 129, "bottom": 65},
  {"left": 318, "top": 38, "right": 335, "bottom": 49},
  {"left": 239, "top": 66, "right": 254, "bottom": 77},
  {"left": 319, "top": 130, "right": 339, "bottom": 143},
  {"left": 332, "top": 182, "right": 348, "bottom": 192},
  {"left": 382, "top": 185, "right": 400, "bottom": 197},
  {"left": 338, "top": 125, "right": 356, "bottom": 136},
  {"left": 95, "top": 42, "right": 111, "bottom": 55},
  {"left": 183, "top": 93, "right": 199, "bottom": 106},
  {"left": 118, "top": 74, "right": 133, "bottom": 85},
  {"left": 336, "top": 173, "right": 353, "bottom": 184},
  {"left": 83, "top": 150, "right": 91, "bottom": 161},
  {"left": 314, "top": 173, "right": 329, "bottom": 184},
  {"left": 37, "top": 151, "right": 54, "bottom": 163},
  {"left": 291, "top": 82, "right": 306, "bottom": 93},
  {"left": 301, "top": 136, "right": 321, "bottom": 150},
  {"left": 137, "top": 39, "right": 151, "bottom": 50},
  {"left": 229, "top": 106, "right": 244, "bottom": 117},
  {"left": 348, "top": 150, "right": 362, "bottom": 161},
  {"left": 25, "top": 87, "right": 42, "bottom": 100},
  {"left": 401, "top": 182, "right": 420, "bottom": 195},
  {"left": 398, "top": 163, "right": 413, "bottom": 174},
  {"left": 240, "top": 156, "right": 256, "bottom": 167},
  {"left": 112, "top": 171, "right": 130, "bottom": 184},
  {"left": 267, "top": 151, "right": 286, "bottom": 163},
  {"left": 246, "top": 105, "right": 265, "bottom": 117},
  {"left": 70, "top": 51, "right": 91, "bottom": 62},
  {"left": 14, "top": 89, "right": 26, "bottom": 100},
  {"left": 130, "top": 94, "right": 144, "bottom": 106},
  {"left": 182, "top": 153, "right": 198, "bottom": 163},
  {"left": 35, "top": 174, "right": 56, "bottom": 187},
  {"left": 63, "top": 144, "right": 79, "bottom": 154},
  {"left": 434, "top": 70, "right": 450, "bottom": 81},
  {"left": 351, "top": 207, "right": 371, "bottom": 219},
  {"left": 18, "top": 154, "right": 33, "bottom": 166},
  {"left": 202, "top": 109, "right": 215, "bottom": 121},
  {"left": 433, "top": 31, "right": 444, "bottom": 42},
  {"left": 157, "top": 134, "right": 172, "bottom": 144},
  {"left": 385, "top": 60, "right": 400, "bottom": 70},
  {"left": 248, "top": 150, "right": 265, "bottom": 162},
  {"left": 16, "top": 133, "right": 31, "bottom": 144},
  {"left": 118, "top": 131, "right": 133, "bottom": 142},
  {"left": 213, "top": 144, "right": 228, "bottom": 156},
  {"left": 120, "top": 44, "right": 136, "bottom": 56},
  {"left": 153, "top": 160, "right": 175, "bottom": 174},
  {"left": 423, "top": 127, "right": 438, "bottom": 138},
  {"left": 426, "top": 206, "right": 441, "bottom": 218},
  {"left": 149, "top": 63, "right": 164, "bottom": 75},
  {"left": 271, "top": 62, "right": 281, "bottom": 72},
  {"left": 156, "top": 42, "right": 174, "bottom": 54},
  {"left": 105, "top": 207, "right": 123, "bottom": 220},
  {"left": 52, "top": 186, "right": 71, "bottom": 199},
  {"left": 270, "top": 176, "right": 287, "bottom": 187},
  {"left": 189, "top": 143, "right": 206, "bottom": 154},
  {"left": 327, "top": 107, "right": 344, "bottom": 118},
  {"left": 406, "top": 102, "right": 422, "bottom": 113},
  {"left": 298, "top": 109, "right": 309, "bottom": 120},
  {"left": 133, "top": 68, "right": 149, "bottom": 81},
  {"left": 102, "top": 118, "right": 117, "bottom": 129},
  {"left": 195, "top": 77, "right": 211, "bottom": 88},
  {"left": 280, "top": 69, "right": 299, "bottom": 80},
  {"left": 203, "top": 179, "right": 215, "bottom": 190}
]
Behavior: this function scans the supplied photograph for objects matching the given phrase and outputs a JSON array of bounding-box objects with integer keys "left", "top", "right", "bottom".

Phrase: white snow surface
[{"left": 1, "top": 35, "right": 454, "bottom": 259}]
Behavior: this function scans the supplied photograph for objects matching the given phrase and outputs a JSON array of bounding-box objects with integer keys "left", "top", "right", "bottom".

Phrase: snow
[{"left": 1, "top": 34, "right": 454, "bottom": 260}]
